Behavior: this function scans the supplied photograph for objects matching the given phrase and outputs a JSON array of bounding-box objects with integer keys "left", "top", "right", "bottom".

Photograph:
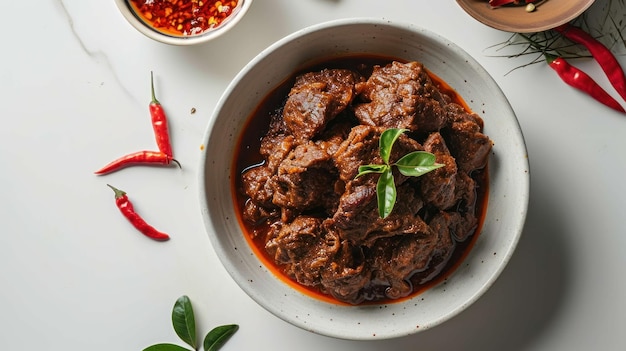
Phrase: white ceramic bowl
[
  {"left": 114, "top": 0, "right": 252, "bottom": 45},
  {"left": 199, "top": 18, "right": 529, "bottom": 340}
]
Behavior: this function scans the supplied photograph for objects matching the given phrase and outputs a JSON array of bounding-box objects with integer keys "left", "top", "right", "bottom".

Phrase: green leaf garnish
[
  {"left": 376, "top": 167, "right": 396, "bottom": 219},
  {"left": 395, "top": 151, "right": 444, "bottom": 177},
  {"left": 204, "top": 324, "right": 239, "bottom": 351},
  {"left": 143, "top": 343, "right": 192, "bottom": 351},
  {"left": 379, "top": 128, "right": 408, "bottom": 164},
  {"left": 355, "top": 128, "right": 444, "bottom": 219},
  {"left": 172, "top": 295, "right": 197, "bottom": 350},
  {"left": 356, "top": 164, "right": 388, "bottom": 177},
  {"left": 144, "top": 295, "right": 238, "bottom": 351}
]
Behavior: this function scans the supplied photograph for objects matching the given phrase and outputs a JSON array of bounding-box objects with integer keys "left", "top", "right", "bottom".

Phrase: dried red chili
[
  {"left": 149, "top": 72, "right": 174, "bottom": 158},
  {"left": 545, "top": 53, "right": 626, "bottom": 114},
  {"left": 489, "top": 0, "right": 537, "bottom": 7},
  {"left": 107, "top": 184, "right": 170, "bottom": 241},
  {"left": 129, "top": 0, "right": 239, "bottom": 36},
  {"left": 554, "top": 24, "right": 626, "bottom": 103},
  {"left": 95, "top": 150, "right": 180, "bottom": 175}
]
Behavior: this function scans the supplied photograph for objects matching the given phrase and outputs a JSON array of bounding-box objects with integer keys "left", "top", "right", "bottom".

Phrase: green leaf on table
[
  {"left": 395, "top": 151, "right": 444, "bottom": 177},
  {"left": 203, "top": 324, "right": 239, "bottom": 351},
  {"left": 379, "top": 128, "right": 408, "bottom": 164},
  {"left": 376, "top": 168, "right": 396, "bottom": 219},
  {"left": 143, "top": 343, "right": 191, "bottom": 351},
  {"left": 144, "top": 295, "right": 239, "bottom": 351},
  {"left": 172, "top": 295, "right": 196, "bottom": 349}
]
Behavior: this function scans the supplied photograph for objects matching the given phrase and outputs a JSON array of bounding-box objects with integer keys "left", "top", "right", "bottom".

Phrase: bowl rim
[
  {"left": 198, "top": 17, "right": 530, "bottom": 340},
  {"left": 113, "top": 0, "right": 253, "bottom": 45}
]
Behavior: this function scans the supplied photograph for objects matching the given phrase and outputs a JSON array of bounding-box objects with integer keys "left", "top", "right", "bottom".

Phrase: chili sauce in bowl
[
  {"left": 114, "top": 0, "right": 253, "bottom": 45},
  {"left": 128, "top": 0, "right": 240, "bottom": 37}
]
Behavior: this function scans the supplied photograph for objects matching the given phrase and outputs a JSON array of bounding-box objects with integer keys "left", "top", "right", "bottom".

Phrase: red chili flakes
[{"left": 129, "top": 0, "right": 239, "bottom": 36}]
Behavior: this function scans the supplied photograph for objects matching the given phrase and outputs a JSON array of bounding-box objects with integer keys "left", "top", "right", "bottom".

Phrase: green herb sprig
[
  {"left": 355, "top": 128, "right": 444, "bottom": 219},
  {"left": 144, "top": 295, "right": 239, "bottom": 351}
]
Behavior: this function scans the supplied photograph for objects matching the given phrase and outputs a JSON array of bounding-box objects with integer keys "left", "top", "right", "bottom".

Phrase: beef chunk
[
  {"left": 370, "top": 228, "right": 437, "bottom": 299},
  {"left": 241, "top": 165, "right": 275, "bottom": 209},
  {"left": 270, "top": 141, "right": 336, "bottom": 212},
  {"left": 324, "top": 182, "right": 425, "bottom": 245},
  {"left": 429, "top": 210, "right": 473, "bottom": 250},
  {"left": 454, "top": 171, "right": 477, "bottom": 211},
  {"left": 332, "top": 125, "right": 381, "bottom": 182},
  {"left": 260, "top": 133, "right": 296, "bottom": 172},
  {"left": 428, "top": 212, "right": 456, "bottom": 258},
  {"left": 319, "top": 240, "right": 370, "bottom": 304},
  {"left": 354, "top": 61, "right": 448, "bottom": 132},
  {"left": 283, "top": 69, "right": 361, "bottom": 140},
  {"left": 444, "top": 103, "right": 492, "bottom": 172},
  {"left": 242, "top": 197, "right": 278, "bottom": 226},
  {"left": 420, "top": 132, "right": 459, "bottom": 210},
  {"left": 323, "top": 182, "right": 377, "bottom": 243},
  {"left": 267, "top": 216, "right": 322, "bottom": 265},
  {"left": 266, "top": 216, "right": 342, "bottom": 288},
  {"left": 414, "top": 94, "right": 449, "bottom": 132},
  {"left": 315, "top": 117, "right": 354, "bottom": 156}
]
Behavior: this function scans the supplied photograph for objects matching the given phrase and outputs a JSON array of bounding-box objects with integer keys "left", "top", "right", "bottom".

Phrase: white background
[{"left": 1, "top": 1, "right": 625, "bottom": 350}]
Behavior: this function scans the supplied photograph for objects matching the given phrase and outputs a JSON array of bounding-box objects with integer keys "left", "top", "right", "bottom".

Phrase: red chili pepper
[
  {"left": 107, "top": 184, "right": 170, "bottom": 241},
  {"left": 554, "top": 24, "right": 626, "bottom": 103},
  {"left": 545, "top": 53, "right": 626, "bottom": 113},
  {"left": 95, "top": 150, "right": 181, "bottom": 175},
  {"left": 149, "top": 71, "right": 174, "bottom": 158}
]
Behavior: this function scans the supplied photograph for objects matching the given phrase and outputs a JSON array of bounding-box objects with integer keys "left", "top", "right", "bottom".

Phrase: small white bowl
[
  {"left": 199, "top": 18, "right": 529, "bottom": 340},
  {"left": 114, "top": 0, "right": 252, "bottom": 45}
]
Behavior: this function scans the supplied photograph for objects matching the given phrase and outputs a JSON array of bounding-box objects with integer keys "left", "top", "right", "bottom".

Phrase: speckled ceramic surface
[
  {"left": 457, "top": 0, "right": 595, "bottom": 33},
  {"left": 198, "top": 18, "right": 530, "bottom": 340},
  {"left": 114, "top": 0, "right": 253, "bottom": 45}
]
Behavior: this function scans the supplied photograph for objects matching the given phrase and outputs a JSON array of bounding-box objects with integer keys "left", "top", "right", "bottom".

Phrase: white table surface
[{"left": 2, "top": 1, "right": 625, "bottom": 350}]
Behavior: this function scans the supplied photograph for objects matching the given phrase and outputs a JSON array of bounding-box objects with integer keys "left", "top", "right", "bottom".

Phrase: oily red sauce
[
  {"left": 128, "top": 0, "right": 239, "bottom": 36},
  {"left": 231, "top": 55, "right": 489, "bottom": 305}
]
